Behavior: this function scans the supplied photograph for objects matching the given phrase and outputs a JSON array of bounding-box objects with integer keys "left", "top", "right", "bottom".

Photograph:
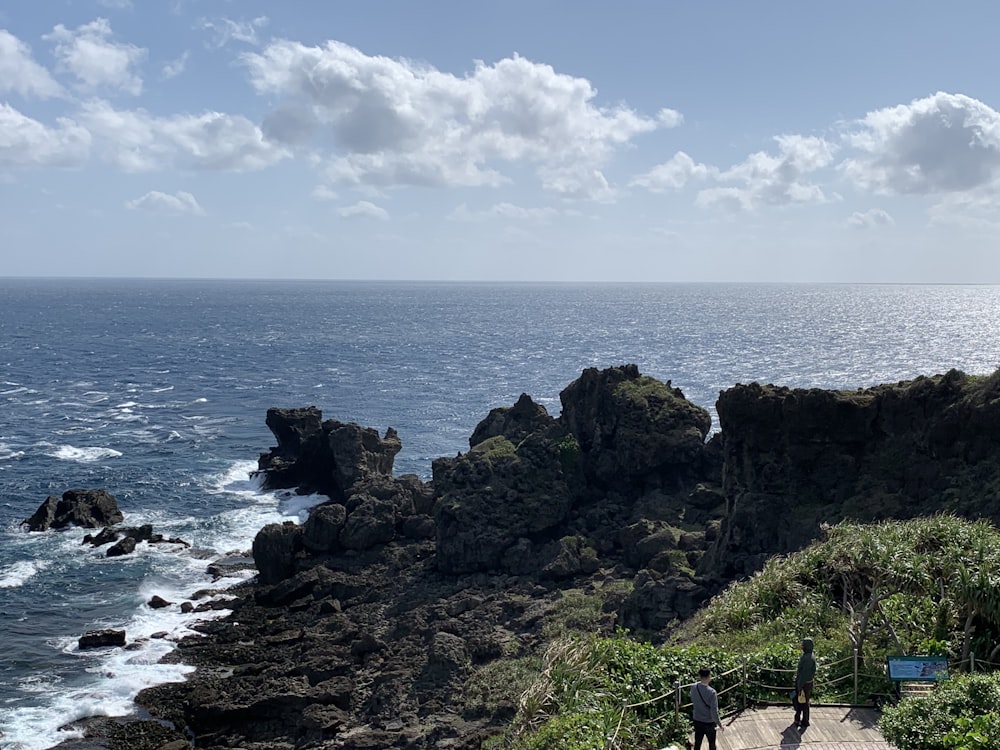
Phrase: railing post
[
  {"left": 675, "top": 679, "right": 681, "bottom": 716},
  {"left": 853, "top": 648, "right": 859, "bottom": 705},
  {"left": 742, "top": 656, "right": 748, "bottom": 711},
  {"left": 971, "top": 652, "right": 976, "bottom": 673}
]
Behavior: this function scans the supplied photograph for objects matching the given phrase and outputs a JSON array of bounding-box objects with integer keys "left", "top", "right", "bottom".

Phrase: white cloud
[
  {"left": 631, "top": 151, "right": 715, "bottom": 191},
  {"left": 311, "top": 185, "right": 339, "bottom": 201},
  {"left": 338, "top": 200, "right": 389, "bottom": 220},
  {"left": 842, "top": 92, "right": 1000, "bottom": 195},
  {"left": 198, "top": 16, "right": 269, "bottom": 48},
  {"left": 0, "top": 29, "right": 64, "bottom": 98},
  {"left": 847, "top": 208, "right": 895, "bottom": 228},
  {"left": 125, "top": 189, "right": 204, "bottom": 215},
  {"left": 696, "top": 134, "right": 835, "bottom": 211},
  {"left": 0, "top": 103, "right": 90, "bottom": 167},
  {"left": 78, "top": 99, "right": 289, "bottom": 172},
  {"left": 657, "top": 108, "right": 684, "bottom": 127},
  {"left": 161, "top": 51, "right": 189, "bottom": 80},
  {"left": 449, "top": 202, "right": 559, "bottom": 221},
  {"left": 242, "top": 41, "right": 671, "bottom": 200},
  {"left": 44, "top": 18, "right": 146, "bottom": 95}
]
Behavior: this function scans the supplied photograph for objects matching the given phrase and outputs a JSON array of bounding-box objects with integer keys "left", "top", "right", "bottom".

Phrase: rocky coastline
[{"left": 45, "top": 364, "right": 1000, "bottom": 749}]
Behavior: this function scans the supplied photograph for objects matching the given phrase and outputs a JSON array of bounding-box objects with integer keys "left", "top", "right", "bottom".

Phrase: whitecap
[
  {"left": 150, "top": 386, "right": 174, "bottom": 393},
  {"left": 114, "top": 401, "right": 139, "bottom": 409},
  {"left": 0, "top": 559, "right": 50, "bottom": 588},
  {"left": 192, "top": 398, "right": 208, "bottom": 403},
  {"left": 1, "top": 386, "right": 29, "bottom": 395},
  {"left": 0, "top": 442, "right": 25, "bottom": 461},
  {"left": 50, "top": 445, "right": 123, "bottom": 462}
]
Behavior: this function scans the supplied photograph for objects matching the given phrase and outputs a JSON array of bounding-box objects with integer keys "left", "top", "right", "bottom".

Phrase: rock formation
[
  {"left": 22, "top": 489, "right": 123, "bottom": 531},
  {"left": 128, "top": 365, "right": 1000, "bottom": 750}
]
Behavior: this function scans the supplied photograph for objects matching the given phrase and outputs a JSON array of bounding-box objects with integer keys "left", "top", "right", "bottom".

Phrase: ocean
[{"left": 1, "top": 279, "right": 998, "bottom": 749}]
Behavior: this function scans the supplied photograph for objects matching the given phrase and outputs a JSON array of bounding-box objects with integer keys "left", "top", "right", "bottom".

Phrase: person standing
[
  {"left": 691, "top": 667, "right": 724, "bottom": 750},
  {"left": 794, "top": 638, "right": 817, "bottom": 729}
]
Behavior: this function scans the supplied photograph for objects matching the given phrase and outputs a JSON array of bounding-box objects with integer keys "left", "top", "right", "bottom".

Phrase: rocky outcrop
[
  {"left": 131, "top": 364, "right": 1000, "bottom": 750},
  {"left": 704, "top": 368, "right": 1000, "bottom": 578},
  {"left": 22, "top": 489, "right": 124, "bottom": 531},
  {"left": 256, "top": 408, "right": 402, "bottom": 501}
]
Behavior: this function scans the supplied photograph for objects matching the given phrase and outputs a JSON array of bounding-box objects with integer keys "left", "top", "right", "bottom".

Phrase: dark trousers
[
  {"left": 793, "top": 681, "right": 814, "bottom": 725},
  {"left": 693, "top": 719, "right": 717, "bottom": 750}
]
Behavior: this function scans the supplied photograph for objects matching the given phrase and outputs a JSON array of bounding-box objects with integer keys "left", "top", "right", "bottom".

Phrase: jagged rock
[
  {"left": 79, "top": 629, "right": 126, "bottom": 650},
  {"left": 148, "top": 596, "right": 172, "bottom": 609},
  {"left": 704, "top": 369, "right": 1000, "bottom": 578},
  {"left": 468, "top": 393, "right": 554, "bottom": 448},
  {"left": 256, "top": 407, "right": 401, "bottom": 501},
  {"left": 107, "top": 537, "right": 136, "bottom": 557},
  {"left": 23, "top": 489, "right": 124, "bottom": 531},
  {"left": 559, "top": 365, "right": 713, "bottom": 492},
  {"left": 433, "top": 429, "right": 578, "bottom": 574}
]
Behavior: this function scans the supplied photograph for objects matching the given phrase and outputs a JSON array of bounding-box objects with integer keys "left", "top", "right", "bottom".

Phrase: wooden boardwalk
[{"left": 698, "top": 705, "right": 893, "bottom": 749}]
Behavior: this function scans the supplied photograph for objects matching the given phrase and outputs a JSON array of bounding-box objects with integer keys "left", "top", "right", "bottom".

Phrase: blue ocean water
[{"left": 1, "top": 279, "right": 998, "bottom": 748}]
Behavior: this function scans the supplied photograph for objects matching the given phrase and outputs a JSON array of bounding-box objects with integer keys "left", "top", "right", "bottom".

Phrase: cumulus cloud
[
  {"left": 449, "top": 202, "right": 559, "bottom": 221},
  {"left": 161, "top": 51, "right": 189, "bottom": 80},
  {"left": 631, "top": 151, "right": 715, "bottom": 191},
  {"left": 842, "top": 92, "right": 1000, "bottom": 195},
  {"left": 338, "top": 200, "right": 389, "bottom": 220},
  {"left": 847, "top": 208, "right": 895, "bottom": 228},
  {"left": 198, "top": 16, "right": 269, "bottom": 48},
  {"left": 125, "top": 189, "right": 204, "bottom": 215},
  {"left": 44, "top": 18, "right": 146, "bottom": 95},
  {"left": 241, "top": 41, "right": 671, "bottom": 199},
  {"left": 0, "top": 103, "right": 90, "bottom": 167},
  {"left": 696, "top": 134, "right": 835, "bottom": 211},
  {"left": 78, "top": 99, "right": 289, "bottom": 171},
  {"left": 0, "top": 30, "right": 64, "bottom": 98}
]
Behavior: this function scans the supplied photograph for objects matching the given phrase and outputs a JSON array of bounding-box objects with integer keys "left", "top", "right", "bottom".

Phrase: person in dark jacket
[
  {"left": 794, "top": 637, "right": 817, "bottom": 729},
  {"left": 691, "top": 667, "right": 724, "bottom": 750}
]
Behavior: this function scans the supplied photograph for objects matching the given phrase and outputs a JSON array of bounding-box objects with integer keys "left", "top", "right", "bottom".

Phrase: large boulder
[{"left": 22, "top": 489, "right": 124, "bottom": 531}]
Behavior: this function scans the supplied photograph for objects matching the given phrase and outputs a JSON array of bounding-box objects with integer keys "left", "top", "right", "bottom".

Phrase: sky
[{"left": 1, "top": 1, "right": 999, "bottom": 282}]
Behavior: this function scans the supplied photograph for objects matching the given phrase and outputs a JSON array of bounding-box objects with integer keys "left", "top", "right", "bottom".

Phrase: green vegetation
[
  {"left": 556, "top": 434, "right": 581, "bottom": 473},
  {"left": 880, "top": 674, "right": 1000, "bottom": 750},
  {"left": 613, "top": 376, "right": 683, "bottom": 408},
  {"left": 471, "top": 435, "right": 518, "bottom": 464},
  {"left": 490, "top": 516, "right": 1000, "bottom": 749}
]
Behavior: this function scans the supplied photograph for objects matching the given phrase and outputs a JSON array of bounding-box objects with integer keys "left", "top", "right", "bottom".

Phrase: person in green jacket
[{"left": 794, "top": 637, "right": 817, "bottom": 729}]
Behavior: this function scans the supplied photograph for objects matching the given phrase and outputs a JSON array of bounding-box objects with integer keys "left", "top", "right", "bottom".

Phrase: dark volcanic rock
[
  {"left": 23, "top": 489, "right": 124, "bottom": 531},
  {"left": 559, "top": 365, "right": 714, "bottom": 492},
  {"left": 79, "top": 629, "right": 126, "bottom": 650},
  {"left": 256, "top": 407, "right": 401, "bottom": 501},
  {"left": 703, "top": 368, "right": 1000, "bottom": 578},
  {"left": 131, "top": 364, "right": 1000, "bottom": 750}
]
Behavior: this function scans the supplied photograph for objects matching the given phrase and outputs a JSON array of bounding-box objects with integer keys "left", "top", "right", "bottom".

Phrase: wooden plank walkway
[{"left": 696, "top": 705, "right": 893, "bottom": 749}]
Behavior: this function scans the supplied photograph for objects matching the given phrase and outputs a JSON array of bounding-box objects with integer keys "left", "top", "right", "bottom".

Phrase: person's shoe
[{"left": 800, "top": 722, "right": 809, "bottom": 729}]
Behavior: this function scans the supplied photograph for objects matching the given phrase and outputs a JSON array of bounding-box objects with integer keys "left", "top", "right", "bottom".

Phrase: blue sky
[{"left": 2, "top": 1, "right": 999, "bottom": 281}]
